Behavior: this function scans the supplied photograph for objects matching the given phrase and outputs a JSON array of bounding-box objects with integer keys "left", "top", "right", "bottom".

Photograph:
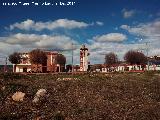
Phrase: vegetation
[
  {"left": 66, "top": 64, "right": 72, "bottom": 72},
  {"left": 55, "top": 54, "right": 66, "bottom": 65},
  {"left": 105, "top": 52, "right": 118, "bottom": 65},
  {"left": 29, "top": 49, "right": 47, "bottom": 72},
  {"left": 90, "top": 64, "right": 102, "bottom": 71},
  {"left": 124, "top": 50, "right": 147, "bottom": 65},
  {"left": 0, "top": 72, "right": 160, "bottom": 119},
  {"left": 8, "top": 52, "right": 21, "bottom": 72}
]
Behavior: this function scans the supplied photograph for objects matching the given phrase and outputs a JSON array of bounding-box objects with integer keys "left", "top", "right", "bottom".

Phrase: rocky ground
[{"left": 0, "top": 72, "right": 160, "bottom": 120}]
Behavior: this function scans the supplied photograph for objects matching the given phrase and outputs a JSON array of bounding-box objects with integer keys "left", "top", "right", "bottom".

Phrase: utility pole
[
  {"left": 145, "top": 42, "right": 150, "bottom": 71},
  {"left": 71, "top": 43, "right": 81, "bottom": 74},
  {"left": 71, "top": 43, "right": 74, "bottom": 74},
  {"left": 0, "top": 56, "right": 7, "bottom": 72},
  {"left": 5, "top": 57, "right": 7, "bottom": 72},
  {"left": 137, "top": 40, "right": 150, "bottom": 71}
]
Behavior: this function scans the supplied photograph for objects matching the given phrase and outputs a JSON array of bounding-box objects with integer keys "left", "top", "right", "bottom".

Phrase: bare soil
[{"left": 0, "top": 72, "right": 160, "bottom": 120}]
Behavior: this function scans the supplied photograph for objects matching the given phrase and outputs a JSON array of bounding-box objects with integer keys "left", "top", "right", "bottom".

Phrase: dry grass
[{"left": 0, "top": 72, "right": 160, "bottom": 120}]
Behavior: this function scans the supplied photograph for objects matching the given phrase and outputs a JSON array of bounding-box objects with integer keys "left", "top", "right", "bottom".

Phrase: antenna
[
  {"left": 0, "top": 56, "right": 8, "bottom": 72},
  {"left": 145, "top": 42, "right": 150, "bottom": 70},
  {"left": 71, "top": 43, "right": 81, "bottom": 73},
  {"left": 72, "top": 43, "right": 74, "bottom": 73},
  {"left": 4, "top": 57, "right": 8, "bottom": 72}
]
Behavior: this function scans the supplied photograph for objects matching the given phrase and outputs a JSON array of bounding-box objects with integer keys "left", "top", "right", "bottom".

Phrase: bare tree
[
  {"left": 124, "top": 50, "right": 147, "bottom": 65},
  {"left": 105, "top": 52, "right": 118, "bottom": 65},
  {"left": 9, "top": 52, "right": 21, "bottom": 72},
  {"left": 29, "top": 49, "right": 47, "bottom": 72}
]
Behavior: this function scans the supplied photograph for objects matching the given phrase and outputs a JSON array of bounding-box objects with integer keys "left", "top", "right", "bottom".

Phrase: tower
[{"left": 80, "top": 45, "right": 90, "bottom": 71}]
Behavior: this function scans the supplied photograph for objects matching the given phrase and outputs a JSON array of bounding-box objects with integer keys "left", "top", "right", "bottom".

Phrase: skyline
[{"left": 0, "top": 0, "right": 160, "bottom": 65}]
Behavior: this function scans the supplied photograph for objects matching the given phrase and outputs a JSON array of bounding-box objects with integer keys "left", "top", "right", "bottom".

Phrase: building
[
  {"left": 66, "top": 65, "right": 80, "bottom": 72},
  {"left": 13, "top": 52, "right": 31, "bottom": 73},
  {"left": 80, "top": 45, "right": 90, "bottom": 71},
  {"left": 101, "top": 64, "right": 146, "bottom": 72},
  {"left": 14, "top": 51, "right": 66, "bottom": 73}
]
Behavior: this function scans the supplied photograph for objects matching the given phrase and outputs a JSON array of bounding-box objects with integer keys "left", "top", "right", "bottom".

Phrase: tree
[
  {"left": 124, "top": 50, "right": 147, "bottom": 65},
  {"left": 9, "top": 52, "right": 21, "bottom": 72},
  {"left": 55, "top": 54, "right": 66, "bottom": 65},
  {"left": 54, "top": 54, "right": 66, "bottom": 72},
  {"left": 105, "top": 52, "right": 118, "bottom": 65},
  {"left": 66, "top": 64, "right": 72, "bottom": 72},
  {"left": 90, "top": 64, "right": 102, "bottom": 72},
  {"left": 29, "top": 49, "right": 47, "bottom": 72}
]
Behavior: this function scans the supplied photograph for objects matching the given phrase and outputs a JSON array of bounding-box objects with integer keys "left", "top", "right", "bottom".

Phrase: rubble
[
  {"left": 33, "top": 89, "right": 47, "bottom": 103},
  {"left": 12, "top": 92, "right": 25, "bottom": 102},
  {"left": 1, "top": 86, "right": 5, "bottom": 90}
]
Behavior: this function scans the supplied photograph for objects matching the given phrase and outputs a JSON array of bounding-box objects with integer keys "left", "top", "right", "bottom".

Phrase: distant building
[
  {"left": 13, "top": 52, "right": 31, "bottom": 73},
  {"left": 147, "top": 55, "right": 160, "bottom": 71},
  {"left": 66, "top": 65, "right": 80, "bottom": 72},
  {"left": 13, "top": 51, "right": 66, "bottom": 73},
  {"left": 101, "top": 64, "right": 146, "bottom": 72},
  {"left": 80, "top": 45, "right": 90, "bottom": 71}
]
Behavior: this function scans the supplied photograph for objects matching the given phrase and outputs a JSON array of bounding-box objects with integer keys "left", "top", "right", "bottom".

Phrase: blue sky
[{"left": 0, "top": 0, "right": 160, "bottom": 64}]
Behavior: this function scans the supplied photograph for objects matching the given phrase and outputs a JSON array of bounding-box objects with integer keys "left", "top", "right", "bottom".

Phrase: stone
[
  {"left": 33, "top": 89, "right": 47, "bottom": 103},
  {"left": 1, "top": 86, "right": 5, "bottom": 90},
  {"left": 12, "top": 92, "right": 25, "bottom": 102},
  {"left": 36, "top": 89, "right": 47, "bottom": 97},
  {"left": 33, "top": 96, "right": 39, "bottom": 103}
]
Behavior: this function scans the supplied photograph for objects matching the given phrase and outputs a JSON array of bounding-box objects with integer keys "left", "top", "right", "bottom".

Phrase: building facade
[
  {"left": 14, "top": 51, "right": 66, "bottom": 73},
  {"left": 80, "top": 45, "right": 90, "bottom": 71}
]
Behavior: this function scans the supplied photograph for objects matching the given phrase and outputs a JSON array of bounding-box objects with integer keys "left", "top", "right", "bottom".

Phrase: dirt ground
[{"left": 0, "top": 72, "right": 160, "bottom": 120}]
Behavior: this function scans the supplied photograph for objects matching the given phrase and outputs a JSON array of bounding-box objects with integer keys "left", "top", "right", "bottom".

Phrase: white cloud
[
  {"left": 122, "top": 9, "right": 135, "bottom": 18},
  {"left": 0, "top": 41, "right": 22, "bottom": 55},
  {"left": 2, "top": 18, "right": 160, "bottom": 65},
  {"left": 96, "top": 21, "right": 104, "bottom": 26},
  {"left": 120, "top": 25, "right": 130, "bottom": 30},
  {"left": 10, "top": 19, "right": 35, "bottom": 30},
  {"left": 87, "top": 42, "right": 126, "bottom": 64},
  {"left": 10, "top": 19, "right": 90, "bottom": 31},
  {"left": 120, "top": 20, "right": 160, "bottom": 37},
  {"left": 88, "top": 18, "right": 160, "bottom": 63},
  {"left": 5, "top": 33, "right": 40, "bottom": 45},
  {"left": 0, "top": 33, "right": 81, "bottom": 64},
  {"left": 93, "top": 33, "right": 127, "bottom": 42},
  {"left": 87, "top": 40, "right": 154, "bottom": 64},
  {"left": 0, "top": 33, "right": 78, "bottom": 52},
  {"left": 120, "top": 19, "right": 160, "bottom": 57}
]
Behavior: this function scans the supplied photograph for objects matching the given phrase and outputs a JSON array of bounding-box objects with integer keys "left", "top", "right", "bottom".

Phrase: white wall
[{"left": 15, "top": 65, "right": 31, "bottom": 73}]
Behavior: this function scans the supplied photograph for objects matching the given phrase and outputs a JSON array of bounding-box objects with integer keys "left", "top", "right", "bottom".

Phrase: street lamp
[{"left": 71, "top": 43, "right": 81, "bottom": 74}]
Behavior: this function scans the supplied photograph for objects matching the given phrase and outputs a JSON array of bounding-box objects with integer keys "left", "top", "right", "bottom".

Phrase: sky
[{"left": 0, "top": 0, "right": 160, "bottom": 65}]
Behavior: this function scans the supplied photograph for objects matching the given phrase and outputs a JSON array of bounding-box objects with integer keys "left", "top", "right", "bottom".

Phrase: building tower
[{"left": 80, "top": 45, "right": 90, "bottom": 71}]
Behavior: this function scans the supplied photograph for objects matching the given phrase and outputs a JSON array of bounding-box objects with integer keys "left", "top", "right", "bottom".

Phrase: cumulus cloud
[
  {"left": 1, "top": 33, "right": 78, "bottom": 52},
  {"left": 96, "top": 21, "right": 104, "bottom": 26},
  {"left": 93, "top": 33, "right": 127, "bottom": 42},
  {"left": 2, "top": 18, "right": 160, "bottom": 65},
  {"left": 9, "top": 19, "right": 90, "bottom": 31},
  {"left": 89, "top": 19, "right": 160, "bottom": 64},
  {"left": 120, "top": 20, "right": 160, "bottom": 37},
  {"left": 10, "top": 19, "right": 34, "bottom": 31},
  {"left": 122, "top": 9, "right": 135, "bottom": 18},
  {"left": 0, "top": 33, "right": 81, "bottom": 64},
  {"left": 5, "top": 33, "right": 40, "bottom": 45},
  {"left": 120, "top": 19, "right": 160, "bottom": 56},
  {"left": 0, "top": 41, "right": 22, "bottom": 55},
  {"left": 87, "top": 40, "right": 159, "bottom": 64}
]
